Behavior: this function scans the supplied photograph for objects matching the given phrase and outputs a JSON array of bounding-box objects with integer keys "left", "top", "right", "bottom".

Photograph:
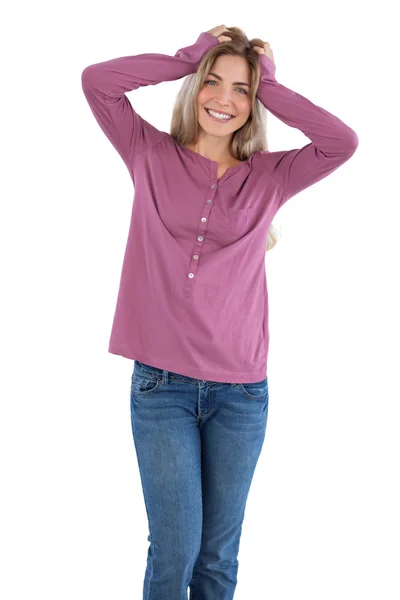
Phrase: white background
[{"left": 1, "top": 1, "right": 399, "bottom": 598}]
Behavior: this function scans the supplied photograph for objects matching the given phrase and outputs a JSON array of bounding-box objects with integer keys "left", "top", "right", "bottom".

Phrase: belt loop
[{"left": 162, "top": 370, "right": 169, "bottom": 385}]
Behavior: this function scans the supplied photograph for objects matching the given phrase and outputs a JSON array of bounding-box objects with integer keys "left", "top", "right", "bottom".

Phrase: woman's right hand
[{"left": 206, "top": 25, "right": 232, "bottom": 43}]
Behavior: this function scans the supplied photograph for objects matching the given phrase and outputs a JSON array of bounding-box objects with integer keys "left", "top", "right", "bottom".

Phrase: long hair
[{"left": 170, "top": 26, "right": 281, "bottom": 252}]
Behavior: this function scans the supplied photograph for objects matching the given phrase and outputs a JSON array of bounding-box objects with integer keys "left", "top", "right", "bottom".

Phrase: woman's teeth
[{"left": 206, "top": 108, "right": 234, "bottom": 121}]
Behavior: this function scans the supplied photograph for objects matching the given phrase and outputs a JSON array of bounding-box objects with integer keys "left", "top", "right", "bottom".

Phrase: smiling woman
[{"left": 81, "top": 24, "right": 358, "bottom": 600}]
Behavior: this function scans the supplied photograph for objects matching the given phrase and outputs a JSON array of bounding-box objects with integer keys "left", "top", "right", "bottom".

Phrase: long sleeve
[
  {"left": 255, "top": 51, "right": 359, "bottom": 207},
  {"left": 81, "top": 32, "right": 220, "bottom": 172}
]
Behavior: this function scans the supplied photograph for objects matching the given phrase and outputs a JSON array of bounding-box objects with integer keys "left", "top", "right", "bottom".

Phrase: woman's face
[{"left": 196, "top": 55, "right": 252, "bottom": 136}]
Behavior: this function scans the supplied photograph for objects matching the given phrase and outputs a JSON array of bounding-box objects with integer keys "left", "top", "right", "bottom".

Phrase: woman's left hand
[{"left": 253, "top": 41, "right": 275, "bottom": 65}]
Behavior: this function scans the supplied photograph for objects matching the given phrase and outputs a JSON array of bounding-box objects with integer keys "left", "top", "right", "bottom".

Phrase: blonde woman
[{"left": 81, "top": 24, "right": 358, "bottom": 599}]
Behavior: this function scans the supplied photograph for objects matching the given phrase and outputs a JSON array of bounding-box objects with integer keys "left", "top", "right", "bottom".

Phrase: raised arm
[
  {"left": 81, "top": 32, "right": 220, "bottom": 173},
  {"left": 253, "top": 49, "right": 359, "bottom": 207}
]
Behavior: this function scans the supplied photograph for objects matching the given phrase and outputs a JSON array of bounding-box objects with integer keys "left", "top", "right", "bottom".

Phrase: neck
[{"left": 188, "top": 134, "right": 234, "bottom": 163}]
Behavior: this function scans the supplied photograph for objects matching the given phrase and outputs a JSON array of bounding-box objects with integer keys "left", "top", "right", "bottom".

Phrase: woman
[{"left": 81, "top": 25, "right": 358, "bottom": 599}]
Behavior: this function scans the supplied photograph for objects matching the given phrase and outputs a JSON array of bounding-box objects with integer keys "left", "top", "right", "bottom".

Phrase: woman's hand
[
  {"left": 206, "top": 25, "right": 274, "bottom": 65},
  {"left": 253, "top": 41, "right": 275, "bottom": 65},
  {"left": 206, "top": 24, "right": 232, "bottom": 43}
]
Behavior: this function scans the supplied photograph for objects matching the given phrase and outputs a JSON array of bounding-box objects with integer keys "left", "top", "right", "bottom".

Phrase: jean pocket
[
  {"left": 228, "top": 207, "right": 254, "bottom": 235},
  {"left": 131, "top": 372, "right": 161, "bottom": 395},
  {"left": 238, "top": 377, "right": 268, "bottom": 400}
]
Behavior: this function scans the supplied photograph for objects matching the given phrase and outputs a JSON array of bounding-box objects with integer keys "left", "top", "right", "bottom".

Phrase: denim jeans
[{"left": 130, "top": 359, "right": 269, "bottom": 600}]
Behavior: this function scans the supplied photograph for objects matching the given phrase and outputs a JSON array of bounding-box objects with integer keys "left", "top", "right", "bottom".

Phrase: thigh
[
  {"left": 130, "top": 362, "right": 203, "bottom": 558},
  {"left": 200, "top": 380, "right": 269, "bottom": 526}
]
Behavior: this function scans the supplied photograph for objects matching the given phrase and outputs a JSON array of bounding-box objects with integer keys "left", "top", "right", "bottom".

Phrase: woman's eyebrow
[{"left": 208, "top": 72, "right": 250, "bottom": 87}]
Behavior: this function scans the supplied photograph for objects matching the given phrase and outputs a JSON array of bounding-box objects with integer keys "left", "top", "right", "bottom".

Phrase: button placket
[{"left": 185, "top": 180, "right": 218, "bottom": 290}]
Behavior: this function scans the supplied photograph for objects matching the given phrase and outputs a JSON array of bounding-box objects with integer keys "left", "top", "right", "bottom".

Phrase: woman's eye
[{"left": 204, "top": 80, "right": 247, "bottom": 94}]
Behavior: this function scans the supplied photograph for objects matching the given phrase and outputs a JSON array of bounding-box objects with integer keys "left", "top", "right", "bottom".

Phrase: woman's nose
[{"left": 215, "top": 89, "right": 232, "bottom": 102}]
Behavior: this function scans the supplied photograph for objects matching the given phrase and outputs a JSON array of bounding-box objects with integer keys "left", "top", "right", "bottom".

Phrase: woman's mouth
[{"left": 204, "top": 107, "right": 236, "bottom": 123}]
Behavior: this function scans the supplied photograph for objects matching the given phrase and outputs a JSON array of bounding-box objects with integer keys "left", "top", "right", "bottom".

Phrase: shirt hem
[{"left": 108, "top": 345, "right": 267, "bottom": 384}]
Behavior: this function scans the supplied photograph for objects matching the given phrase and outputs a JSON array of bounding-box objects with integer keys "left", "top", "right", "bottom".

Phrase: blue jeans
[{"left": 130, "top": 359, "right": 269, "bottom": 600}]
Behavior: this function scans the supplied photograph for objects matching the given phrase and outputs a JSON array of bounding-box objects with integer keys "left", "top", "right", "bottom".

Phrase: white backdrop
[{"left": 1, "top": 1, "right": 398, "bottom": 599}]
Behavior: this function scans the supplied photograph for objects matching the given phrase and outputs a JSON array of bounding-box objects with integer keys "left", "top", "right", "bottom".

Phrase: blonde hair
[{"left": 170, "top": 26, "right": 281, "bottom": 252}]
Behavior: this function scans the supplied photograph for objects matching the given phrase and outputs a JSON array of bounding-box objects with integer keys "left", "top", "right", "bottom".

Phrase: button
[
  {"left": 188, "top": 273, "right": 194, "bottom": 278},
  {"left": 211, "top": 184, "right": 216, "bottom": 189},
  {"left": 193, "top": 255, "right": 199, "bottom": 260},
  {"left": 206, "top": 199, "right": 212, "bottom": 204},
  {"left": 198, "top": 235, "right": 204, "bottom": 242},
  {"left": 201, "top": 217, "right": 207, "bottom": 223}
]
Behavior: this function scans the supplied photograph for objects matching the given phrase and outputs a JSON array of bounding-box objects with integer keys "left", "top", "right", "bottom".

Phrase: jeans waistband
[{"left": 134, "top": 360, "right": 212, "bottom": 384}]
